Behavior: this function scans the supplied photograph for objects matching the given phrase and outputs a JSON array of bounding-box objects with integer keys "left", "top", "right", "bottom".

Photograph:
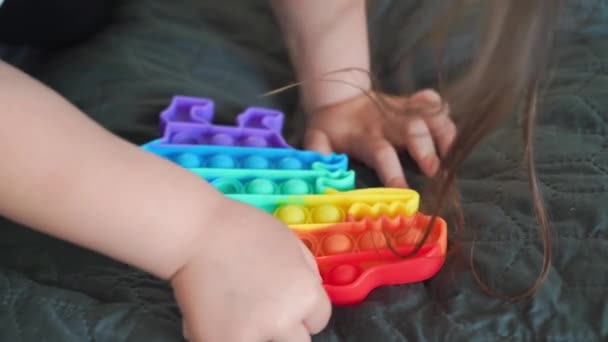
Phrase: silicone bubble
[
  {"left": 311, "top": 204, "right": 344, "bottom": 224},
  {"left": 327, "top": 264, "right": 360, "bottom": 286},
  {"left": 210, "top": 133, "right": 235, "bottom": 146},
  {"left": 245, "top": 179, "right": 277, "bottom": 195},
  {"left": 241, "top": 155, "right": 270, "bottom": 169},
  {"left": 322, "top": 233, "right": 354, "bottom": 255},
  {"left": 242, "top": 135, "right": 268, "bottom": 147},
  {"left": 211, "top": 178, "right": 243, "bottom": 194},
  {"left": 358, "top": 231, "right": 388, "bottom": 251},
  {"left": 171, "top": 131, "right": 198, "bottom": 145},
  {"left": 174, "top": 153, "right": 201, "bottom": 168},
  {"left": 274, "top": 205, "right": 308, "bottom": 225},
  {"left": 278, "top": 157, "right": 303, "bottom": 170},
  {"left": 207, "top": 154, "right": 236, "bottom": 168},
  {"left": 280, "top": 179, "right": 311, "bottom": 195}
]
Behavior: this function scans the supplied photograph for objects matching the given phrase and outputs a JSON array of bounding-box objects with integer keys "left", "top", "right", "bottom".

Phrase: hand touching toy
[
  {"left": 271, "top": 0, "right": 456, "bottom": 188},
  {"left": 304, "top": 89, "right": 455, "bottom": 188},
  {"left": 173, "top": 198, "right": 331, "bottom": 342}
]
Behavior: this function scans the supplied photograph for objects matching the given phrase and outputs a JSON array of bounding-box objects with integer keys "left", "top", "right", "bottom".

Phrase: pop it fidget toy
[
  {"left": 141, "top": 142, "right": 349, "bottom": 172},
  {"left": 291, "top": 212, "right": 447, "bottom": 305},
  {"left": 191, "top": 167, "right": 356, "bottom": 195},
  {"left": 156, "top": 96, "right": 291, "bottom": 148},
  {"left": 143, "top": 96, "right": 448, "bottom": 304},
  {"left": 227, "top": 188, "right": 421, "bottom": 224}
]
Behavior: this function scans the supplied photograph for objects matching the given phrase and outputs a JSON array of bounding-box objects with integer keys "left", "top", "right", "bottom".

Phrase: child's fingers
[
  {"left": 409, "top": 89, "right": 456, "bottom": 157},
  {"left": 349, "top": 138, "right": 408, "bottom": 187},
  {"left": 418, "top": 98, "right": 455, "bottom": 157},
  {"left": 410, "top": 88, "right": 441, "bottom": 104},
  {"left": 303, "top": 129, "right": 333, "bottom": 155},
  {"left": 428, "top": 112, "right": 456, "bottom": 157},
  {"left": 402, "top": 117, "right": 440, "bottom": 177}
]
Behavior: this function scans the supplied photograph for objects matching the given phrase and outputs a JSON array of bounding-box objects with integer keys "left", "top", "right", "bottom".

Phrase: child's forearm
[
  {"left": 270, "top": 0, "right": 371, "bottom": 111},
  {"left": 0, "top": 61, "right": 220, "bottom": 280}
]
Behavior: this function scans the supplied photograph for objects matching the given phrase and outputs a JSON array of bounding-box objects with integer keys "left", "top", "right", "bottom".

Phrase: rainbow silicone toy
[
  {"left": 155, "top": 96, "right": 292, "bottom": 148},
  {"left": 142, "top": 95, "right": 447, "bottom": 304}
]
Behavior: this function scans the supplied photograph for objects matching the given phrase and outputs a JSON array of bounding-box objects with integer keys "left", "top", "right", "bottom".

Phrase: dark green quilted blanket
[{"left": 1, "top": 0, "right": 608, "bottom": 340}]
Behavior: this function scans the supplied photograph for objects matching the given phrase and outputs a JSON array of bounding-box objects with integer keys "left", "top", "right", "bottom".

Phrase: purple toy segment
[
  {"left": 236, "top": 107, "right": 284, "bottom": 133},
  {"left": 160, "top": 96, "right": 214, "bottom": 131},
  {"left": 161, "top": 123, "right": 289, "bottom": 147},
  {"left": 156, "top": 95, "right": 292, "bottom": 148}
]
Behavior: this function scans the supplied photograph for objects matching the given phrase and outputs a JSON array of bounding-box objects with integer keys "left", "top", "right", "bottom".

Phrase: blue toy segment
[
  {"left": 142, "top": 140, "right": 349, "bottom": 172},
  {"left": 242, "top": 155, "right": 270, "bottom": 169},
  {"left": 158, "top": 95, "right": 291, "bottom": 148},
  {"left": 189, "top": 168, "right": 356, "bottom": 195}
]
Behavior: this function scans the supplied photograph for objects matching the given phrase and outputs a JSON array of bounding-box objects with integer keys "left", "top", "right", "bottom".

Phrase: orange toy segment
[
  {"left": 358, "top": 231, "right": 388, "bottom": 251},
  {"left": 299, "top": 233, "right": 319, "bottom": 255},
  {"left": 322, "top": 233, "right": 355, "bottom": 255}
]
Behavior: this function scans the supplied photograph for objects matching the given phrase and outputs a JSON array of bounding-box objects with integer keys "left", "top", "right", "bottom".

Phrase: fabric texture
[
  {"left": 0, "top": 0, "right": 116, "bottom": 48},
  {"left": 1, "top": 0, "right": 608, "bottom": 341}
]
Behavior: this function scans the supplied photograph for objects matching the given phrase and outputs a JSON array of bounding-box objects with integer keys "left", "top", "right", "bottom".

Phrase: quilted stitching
[{"left": 0, "top": 0, "right": 607, "bottom": 341}]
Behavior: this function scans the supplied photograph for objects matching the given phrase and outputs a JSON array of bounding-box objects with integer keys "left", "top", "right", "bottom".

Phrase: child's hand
[
  {"left": 303, "top": 89, "right": 456, "bottom": 187},
  {"left": 170, "top": 198, "right": 331, "bottom": 342}
]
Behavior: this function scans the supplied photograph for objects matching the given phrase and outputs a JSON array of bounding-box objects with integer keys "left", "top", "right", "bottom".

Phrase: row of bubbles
[
  {"left": 274, "top": 204, "right": 345, "bottom": 225},
  {"left": 169, "top": 132, "right": 276, "bottom": 148},
  {"left": 273, "top": 202, "right": 413, "bottom": 225},
  {"left": 299, "top": 226, "right": 425, "bottom": 257},
  {"left": 212, "top": 178, "right": 313, "bottom": 195},
  {"left": 172, "top": 153, "right": 306, "bottom": 170}
]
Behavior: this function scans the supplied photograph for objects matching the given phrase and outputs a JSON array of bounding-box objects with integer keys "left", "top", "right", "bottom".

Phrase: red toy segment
[
  {"left": 291, "top": 213, "right": 447, "bottom": 305},
  {"left": 327, "top": 264, "right": 361, "bottom": 286}
]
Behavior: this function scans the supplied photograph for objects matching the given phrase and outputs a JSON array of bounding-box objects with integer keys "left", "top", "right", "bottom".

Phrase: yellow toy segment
[
  {"left": 228, "top": 187, "right": 420, "bottom": 226},
  {"left": 276, "top": 188, "right": 418, "bottom": 226}
]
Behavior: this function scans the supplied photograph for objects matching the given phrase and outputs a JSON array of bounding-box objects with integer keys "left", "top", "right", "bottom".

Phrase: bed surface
[{"left": 1, "top": 0, "right": 608, "bottom": 340}]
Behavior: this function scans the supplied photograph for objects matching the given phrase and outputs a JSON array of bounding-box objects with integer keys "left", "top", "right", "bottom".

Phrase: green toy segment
[{"left": 189, "top": 167, "right": 355, "bottom": 195}]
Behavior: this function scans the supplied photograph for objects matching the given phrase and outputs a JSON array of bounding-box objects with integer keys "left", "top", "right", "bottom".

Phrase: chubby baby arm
[
  {"left": 0, "top": 61, "right": 331, "bottom": 341},
  {"left": 0, "top": 60, "right": 218, "bottom": 279}
]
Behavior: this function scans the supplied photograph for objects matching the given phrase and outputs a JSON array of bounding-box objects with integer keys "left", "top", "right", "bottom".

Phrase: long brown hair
[
  {"left": 267, "top": 0, "right": 562, "bottom": 300},
  {"left": 393, "top": 0, "right": 562, "bottom": 300}
]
